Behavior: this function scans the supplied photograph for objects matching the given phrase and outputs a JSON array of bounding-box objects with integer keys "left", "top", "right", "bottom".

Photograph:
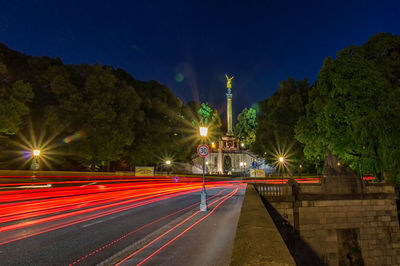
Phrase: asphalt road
[{"left": 0, "top": 175, "right": 245, "bottom": 266}]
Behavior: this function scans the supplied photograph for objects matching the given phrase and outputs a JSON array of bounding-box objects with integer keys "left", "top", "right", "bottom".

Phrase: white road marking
[
  {"left": 81, "top": 212, "right": 129, "bottom": 228},
  {"left": 0, "top": 184, "right": 52, "bottom": 190}
]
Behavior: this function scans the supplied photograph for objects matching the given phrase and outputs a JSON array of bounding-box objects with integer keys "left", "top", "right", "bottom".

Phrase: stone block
[
  {"left": 369, "top": 222, "right": 378, "bottom": 227},
  {"left": 365, "top": 211, "right": 377, "bottom": 217},
  {"left": 333, "top": 217, "right": 346, "bottom": 223},
  {"left": 349, "top": 217, "right": 362, "bottom": 223},
  {"left": 315, "top": 201, "right": 334, "bottom": 207},
  {"left": 346, "top": 211, "right": 360, "bottom": 217},
  {"left": 391, "top": 221, "right": 400, "bottom": 227},
  {"left": 326, "top": 235, "right": 337, "bottom": 242}
]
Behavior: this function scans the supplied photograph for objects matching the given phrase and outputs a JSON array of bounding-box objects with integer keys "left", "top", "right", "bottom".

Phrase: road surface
[{"left": 0, "top": 174, "right": 245, "bottom": 265}]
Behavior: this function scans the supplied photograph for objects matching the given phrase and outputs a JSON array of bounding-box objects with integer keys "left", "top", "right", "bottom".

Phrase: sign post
[{"left": 198, "top": 144, "right": 209, "bottom": 211}]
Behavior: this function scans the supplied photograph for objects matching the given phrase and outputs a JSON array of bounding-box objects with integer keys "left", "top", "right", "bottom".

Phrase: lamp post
[
  {"left": 279, "top": 156, "right": 285, "bottom": 184},
  {"left": 31, "top": 149, "right": 41, "bottom": 170},
  {"left": 165, "top": 160, "right": 171, "bottom": 176},
  {"left": 199, "top": 126, "right": 208, "bottom": 212}
]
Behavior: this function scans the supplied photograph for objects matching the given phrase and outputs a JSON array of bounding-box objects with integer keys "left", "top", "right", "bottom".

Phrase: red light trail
[
  {"left": 0, "top": 176, "right": 238, "bottom": 246},
  {"left": 115, "top": 187, "right": 242, "bottom": 266}
]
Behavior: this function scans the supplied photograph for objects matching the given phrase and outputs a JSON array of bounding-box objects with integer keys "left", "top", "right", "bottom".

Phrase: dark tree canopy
[
  {"left": 254, "top": 77, "right": 310, "bottom": 168},
  {"left": 0, "top": 61, "right": 33, "bottom": 136},
  {"left": 0, "top": 43, "right": 204, "bottom": 170},
  {"left": 295, "top": 33, "right": 400, "bottom": 181}
]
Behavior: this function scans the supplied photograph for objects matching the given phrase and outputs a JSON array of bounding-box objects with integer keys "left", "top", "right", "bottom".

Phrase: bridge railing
[{"left": 254, "top": 183, "right": 292, "bottom": 197}]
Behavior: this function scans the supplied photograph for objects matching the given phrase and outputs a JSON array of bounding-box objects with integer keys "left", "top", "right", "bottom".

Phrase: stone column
[
  {"left": 226, "top": 89, "right": 233, "bottom": 136},
  {"left": 218, "top": 139, "right": 223, "bottom": 174}
]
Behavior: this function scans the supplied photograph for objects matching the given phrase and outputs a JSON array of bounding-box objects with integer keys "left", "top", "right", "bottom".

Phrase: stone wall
[
  {"left": 230, "top": 184, "right": 296, "bottom": 266},
  {"left": 254, "top": 181, "right": 400, "bottom": 266}
]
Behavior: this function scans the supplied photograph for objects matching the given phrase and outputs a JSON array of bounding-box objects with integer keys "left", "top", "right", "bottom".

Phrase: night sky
[{"left": 1, "top": 0, "right": 399, "bottom": 119}]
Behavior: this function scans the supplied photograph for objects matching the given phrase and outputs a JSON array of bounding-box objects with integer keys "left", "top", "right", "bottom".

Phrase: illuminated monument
[
  {"left": 192, "top": 74, "right": 259, "bottom": 175},
  {"left": 209, "top": 74, "right": 257, "bottom": 174}
]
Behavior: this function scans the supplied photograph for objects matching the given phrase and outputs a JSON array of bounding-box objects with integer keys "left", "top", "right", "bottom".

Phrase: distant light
[
  {"left": 199, "top": 127, "right": 208, "bottom": 137},
  {"left": 240, "top": 162, "right": 244, "bottom": 167},
  {"left": 241, "top": 143, "right": 245, "bottom": 147},
  {"left": 279, "top": 157, "right": 284, "bottom": 163},
  {"left": 33, "top": 149, "right": 41, "bottom": 156},
  {"left": 299, "top": 164, "right": 302, "bottom": 168},
  {"left": 206, "top": 161, "right": 209, "bottom": 165},
  {"left": 244, "top": 162, "right": 247, "bottom": 166},
  {"left": 337, "top": 162, "right": 341, "bottom": 166},
  {"left": 166, "top": 160, "right": 171, "bottom": 165},
  {"left": 211, "top": 142, "right": 216, "bottom": 149}
]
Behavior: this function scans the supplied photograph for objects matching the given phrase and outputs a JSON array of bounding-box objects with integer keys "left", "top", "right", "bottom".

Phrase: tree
[
  {"left": 50, "top": 64, "right": 141, "bottom": 170},
  {"left": 254, "top": 77, "right": 310, "bottom": 169},
  {"left": 0, "top": 62, "right": 34, "bottom": 135},
  {"left": 234, "top": 107, "right": 257, "bottom": 146},
  {"left": 295, "top": 33, "right": 400, "bottom": 181}
]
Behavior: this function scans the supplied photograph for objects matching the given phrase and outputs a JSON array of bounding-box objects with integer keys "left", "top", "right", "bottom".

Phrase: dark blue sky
[{"left": 1, "top": 0, "right": 399, "bottom": 119}]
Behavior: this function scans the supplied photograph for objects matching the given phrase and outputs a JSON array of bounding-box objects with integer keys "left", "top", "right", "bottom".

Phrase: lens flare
[{"left": 62, "top": 130, "right": 85, "bottom": 144}]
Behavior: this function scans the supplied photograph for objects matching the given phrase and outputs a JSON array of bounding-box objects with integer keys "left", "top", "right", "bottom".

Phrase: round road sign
[{"left": 197, "top": 144, "right": 210, "bottom": 157}]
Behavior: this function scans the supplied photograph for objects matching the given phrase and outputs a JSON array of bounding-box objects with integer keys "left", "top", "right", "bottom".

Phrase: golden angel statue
[{"left": 225, "top": 74, "right": 234, "bottom": 89}]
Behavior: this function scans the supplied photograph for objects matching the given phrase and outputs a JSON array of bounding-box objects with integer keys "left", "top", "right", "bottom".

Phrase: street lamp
[
  {"left": 31, "top": 149, "right": 41, "bottom": 170},
  {"left": 199, "top": 126, "right": 208, "bottom": 211},
  {"left": 165, "top": 160, "right": 171, "bottom": 176},
  {"left": 279, "top": 156, "right": 285, "bottom": 183},
  {"left": 33, "top": 149, "right": 40, "bottom": 156}
]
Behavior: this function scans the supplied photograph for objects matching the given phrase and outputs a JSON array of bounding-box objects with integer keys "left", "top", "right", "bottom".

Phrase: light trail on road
[
  {"left": 0, "top": 175, "right": 238, "bottom": 247},
  {"left": 116, "top": 187, "right": 242, "bottom": 266},
  {"left": 0, "top": 173, "right": 323, "bottom": 265},
  {"left": 68, "top": 188, "right": 231, "bottom": 265}
]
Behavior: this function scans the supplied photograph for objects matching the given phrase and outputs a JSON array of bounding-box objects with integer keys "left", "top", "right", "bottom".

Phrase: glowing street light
[
  {"left": 211, "top": 142, "right": 216, "bottom": 149},
  {"left": 31, "top": 149, "right": 41, "bottom": 170},
  {"left": 165, "top": 160, "right": 172, "bottom": 175},
  {"left": 33, "top": 149, "right": 41, "bottom": 157},
  {"left": 199, "top": 126, "right": 208, "bottom": 137}
]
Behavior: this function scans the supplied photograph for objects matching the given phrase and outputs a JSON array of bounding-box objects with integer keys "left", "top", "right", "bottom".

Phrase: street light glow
[
  {"left": 279, "top": 156, "right": 284, "bottom": 163},
  {"left": 33, "top": 149, "right": 41, "bottom": 157},
  {"left": 199, "top": 126, "right": 208, "bottom": 137},
  {"left": 165, "top": 160, "right": 171, "bottom": 165}
]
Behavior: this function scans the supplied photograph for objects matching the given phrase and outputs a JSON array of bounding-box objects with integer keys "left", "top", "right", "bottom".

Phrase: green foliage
[
  {"left": 0, "top": 62, "right": 34, "bottom": 135},
  {"left": 48, "top": 64, "right": 141, "bottom": 169},
  {"left": 295, "top": 33, "right": 400, "bottom": 180},
  {"left": 254, "top": 77, "right": 310, "bottom": 168},
  {"left": 198, "top": 103, "right": 216, "bottom": 125},
  {"left": 0, "top": 43, "right": 194, "bottom": 170},
  {"left": 188, "top": 102, "right": 223, "bottom": 140},
  {"left": 234, "top": 107, "right": 257, "bottom": 146}
]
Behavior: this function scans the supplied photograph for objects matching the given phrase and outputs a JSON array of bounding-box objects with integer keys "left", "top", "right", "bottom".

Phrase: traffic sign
[{"left": 197, "top": 144, "right": 210, "bottom": 157}]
